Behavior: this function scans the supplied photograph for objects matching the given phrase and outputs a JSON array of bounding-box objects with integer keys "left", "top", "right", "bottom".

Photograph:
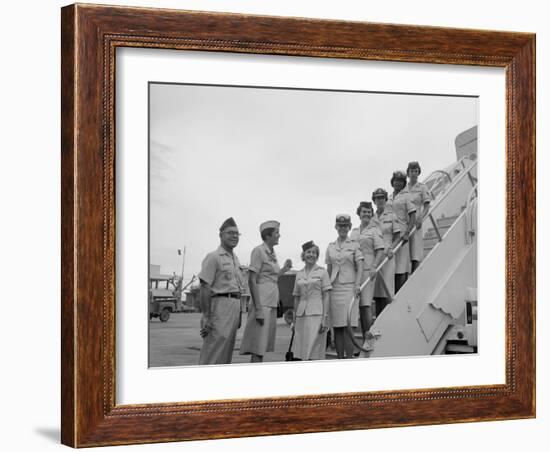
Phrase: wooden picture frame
[{"left": 61, "top": 3, "right": 535, "bottom": 447}]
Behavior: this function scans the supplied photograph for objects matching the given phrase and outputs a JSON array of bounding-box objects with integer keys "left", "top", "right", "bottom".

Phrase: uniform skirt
[
  {"left": 239, "top": 304, "right": 277, "bottom": 356},
  {"left": 329, "top": 282, "right": 358, "bottom": 328},
  {"left": 359, "top": 269, "right": 375, "bottom": 307},
  {"left": 199, "top": 296, "right": 241, "bottom": 365},
  {"left": 409, "top": 226, "right": 425, "bottom": 262},
  {"left": 374, "top": 256, "right": 396, "bottom": 298},
  {"left": 292, "top": 315, "right": 327, "bottom": 360},
  {"left": 395, "top": 241, "right": 411, "bottom": 274}
]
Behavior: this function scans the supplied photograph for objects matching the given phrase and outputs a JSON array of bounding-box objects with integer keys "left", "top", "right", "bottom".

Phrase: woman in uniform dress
[
  {"left": 350, "top": 202, "right": 385, "bottom": 338},
  {"left": 371, "top": 188, "right": 402, "bottom": 316},
  {"left": 291, "top": 241, "right": 331, "bottom": 360},
  {"left": 240, "top": 220, "right": 292, "bottom": 363},
  {"left": 387, "top": 171, "right": 416, "bottom": 293},
  {"left": 404, "top": 161, "right": 432, "bottom": 273},
  {"left": 325, "top": 214, "right": 364, "bottom": 359}
]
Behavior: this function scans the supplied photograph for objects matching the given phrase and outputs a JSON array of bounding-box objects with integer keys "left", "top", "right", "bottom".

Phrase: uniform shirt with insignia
[
  {"left": 372, "top": 208, "right": 401, "bottom": 247},
  {"left": 292, "top": 265, "right": 331, "bottom": 317},
  {"left": 402, "top": 181, "right": 432, "bottom": 212},
  {"left": 325, "top": 238, "right": 364, "bottom": 284},
  {"left": 388, "top": 190, "right": 416, "bottom": 231},
  {"left": 350, "top": 223, "right": 385, "bottom": 269},
  {"left": 249, "top": 243, "right": 281, "bottom": 308},
  {"left": 198, "top": 246, "right": 246, "bottom": 295}
]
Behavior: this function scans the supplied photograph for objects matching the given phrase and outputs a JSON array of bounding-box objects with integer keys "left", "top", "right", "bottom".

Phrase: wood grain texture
[{"left": 60, "top": 3, "right": 536, "bottom": 447}]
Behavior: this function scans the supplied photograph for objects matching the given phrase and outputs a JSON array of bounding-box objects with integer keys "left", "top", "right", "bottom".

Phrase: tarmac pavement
[{"left": 149, "top": 311, "right": 301, "bottom": 367}]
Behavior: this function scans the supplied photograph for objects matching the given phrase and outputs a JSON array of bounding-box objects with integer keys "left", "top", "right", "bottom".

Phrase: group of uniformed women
[
  {"left": 200, "top": 161, "right": 431, "bottom": 364},
  {"left": 290, "top": 161, "right": 431, "bottom": 360}
]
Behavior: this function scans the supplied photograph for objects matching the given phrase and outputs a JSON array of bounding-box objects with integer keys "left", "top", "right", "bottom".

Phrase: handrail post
[
  {"left": 429, "top": 214, "right": 442, "bottom": 242},
  {"left": 460, "top": 158, "right": 476, "bottom": 188},
  {"left": 466, "top": 169, "right": 475, "bottom": 188}
]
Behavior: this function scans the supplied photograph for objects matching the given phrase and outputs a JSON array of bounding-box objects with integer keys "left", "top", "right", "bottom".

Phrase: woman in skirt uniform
[
  {"left": 403, "top": 161, "right": 432, "bottom": 273},
  {"left": 290, "top": 241, "right": 331, "bottom": 360},
  {"left": 371, "top": 188, "right": 402, "bottom": 316},
  {"left": 387, "top": 171, "right": 416, "bottom": 293},
  {"left": 325, "top": 214, "right": 364, "bottom": 359},
  {"left": 240, "top": 220, "right": 292, "bottom": 363},
  {"left": 350, "top": 202, "right": 385, "bottom": 338}
]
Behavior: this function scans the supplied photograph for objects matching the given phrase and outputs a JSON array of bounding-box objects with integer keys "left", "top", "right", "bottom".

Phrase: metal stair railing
[
  {"left": 423, "top": 154, "right": 476, "bottom": 200},
  {"left": 346, "top": 159, "right": 478, "bottom": 352},
  {"left": 465, "top": 184, "right": 478, "bottom": 244},
  {"left": 424, "top": 169, "right": 452, "bottom": 200}
]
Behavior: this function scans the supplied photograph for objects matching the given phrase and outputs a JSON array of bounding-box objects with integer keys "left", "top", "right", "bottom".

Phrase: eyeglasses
[{"left": 223, "top": 231, "right": 241, "bottom": 236}]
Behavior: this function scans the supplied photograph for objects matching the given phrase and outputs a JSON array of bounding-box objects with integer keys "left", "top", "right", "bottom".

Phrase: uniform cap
[
  {"left": 390, "top": 170, "right": 407, "bottom": 186},
  {"left": 356, "top": 201, "right": 372, "bottom": 216},
  {"left": 372, "top": 187, "right": 388, "bottom": 199},
  {"left": 301, "top": 240, "right": 316, "bottom": 252},
  {"left": 335, "top": 214, "right": 352, "bottom": 225},
  {"left": 259, "top": 220, "right": 280, "bottom": 233},
  {"left": 219, "top": 217, "right": 237, "bottom": 231},
  {"left": 392, "top": 170, "right": 407, "bottom": 180},
  {"left": 372, "top": 188, "right": 388, "bottom": 199},
  {"left": 358, "top": 201, "right": 372, "bottom": 209}
]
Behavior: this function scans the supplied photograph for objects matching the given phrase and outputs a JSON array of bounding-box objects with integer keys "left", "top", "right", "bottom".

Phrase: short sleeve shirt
[
  {"left": 198, "top": 246, "right": 246, "bottom": 295},
  {"left": 350, "top": 224, "right": 385, "bottom": 269},
  {"left": 372, "top": 208, "right": 401, "bottom": 246},
  {"left": 325, "top": 238, "right": 364, "bottom": 284},
  {"left": 249, "top": 243, "right": 280, "bottom": 308},
  {"left": 292, "top": 265, "right": 331, "bottom": 317},
  {"left": 388, "top": 191, "right": 417, "bottom": 230},
  {"left": 403, "top": 181, "right": 431, "bottom": 211}
]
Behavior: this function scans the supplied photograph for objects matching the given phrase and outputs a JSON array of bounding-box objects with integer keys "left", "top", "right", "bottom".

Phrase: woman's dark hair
[
  {"left": 390, "top": 170, "right": 407, "bottom": 187},
  {"left": 406, "top": 161, "right": 422, "bottom": 176},
  {"left": 356, "top": 201, "right": 373, "bottom": 217}
]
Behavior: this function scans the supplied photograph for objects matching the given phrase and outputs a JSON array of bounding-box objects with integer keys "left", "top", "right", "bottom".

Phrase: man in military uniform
[{"left": 198, "top": 217, "right": 246, "bottom": 365}]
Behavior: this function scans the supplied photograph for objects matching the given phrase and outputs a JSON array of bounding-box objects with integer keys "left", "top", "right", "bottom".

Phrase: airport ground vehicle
[{"left": 149, "top": 275, "right": 182, "bottom": 322}]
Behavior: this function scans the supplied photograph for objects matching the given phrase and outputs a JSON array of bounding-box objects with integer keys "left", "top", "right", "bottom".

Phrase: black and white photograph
[
  {"left": 3, "top": 0, "right": 544, "bottom": 450},
  {"left": 148, "top": 82, "right": 479, "bottom": 367}
]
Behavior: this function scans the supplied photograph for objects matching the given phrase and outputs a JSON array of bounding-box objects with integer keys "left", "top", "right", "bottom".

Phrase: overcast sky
[{"left": 149, "top": 83, "right": 477, "bottom": 283}]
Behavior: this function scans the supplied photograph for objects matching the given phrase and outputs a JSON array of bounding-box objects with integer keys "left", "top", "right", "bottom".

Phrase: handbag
[{"left": 285, "top": 327, "right": 300, "bottom": 361}]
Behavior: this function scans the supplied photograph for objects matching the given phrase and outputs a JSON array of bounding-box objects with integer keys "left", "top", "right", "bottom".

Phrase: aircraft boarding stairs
[{"left": 348, "top": 155, "right": 479, "bottom": 357}]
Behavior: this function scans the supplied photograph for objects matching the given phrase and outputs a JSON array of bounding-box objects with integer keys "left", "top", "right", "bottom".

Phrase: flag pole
[{"left": 180, "top": 246, "right": 186, "bottom": 282}]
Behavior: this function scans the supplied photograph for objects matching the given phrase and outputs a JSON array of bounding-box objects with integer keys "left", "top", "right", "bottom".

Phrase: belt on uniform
[{"left": 212, "top": 293, "right": 241, "bottom": 300}]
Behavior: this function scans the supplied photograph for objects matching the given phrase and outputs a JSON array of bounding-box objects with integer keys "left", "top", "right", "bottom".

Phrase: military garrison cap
[
  {"left": 356, "top": 201, "right": 373, "bottom": 216},
  {"left": 301, "top": 240, "right": 316, "bottom": 252},
  {"left": 219, "top": 217, "right": 237, "bottom": 231},
  {"left": 358, "top": 201, "right": 372, "bottom": 209},
  {"left": 260, "top": 220, "right": 280, "bottom": 233}
]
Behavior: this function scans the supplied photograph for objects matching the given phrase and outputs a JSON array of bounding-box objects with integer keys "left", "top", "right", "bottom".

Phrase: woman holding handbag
[{"left": 290, "top": 241, "right": 331, "bottom": 361}]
